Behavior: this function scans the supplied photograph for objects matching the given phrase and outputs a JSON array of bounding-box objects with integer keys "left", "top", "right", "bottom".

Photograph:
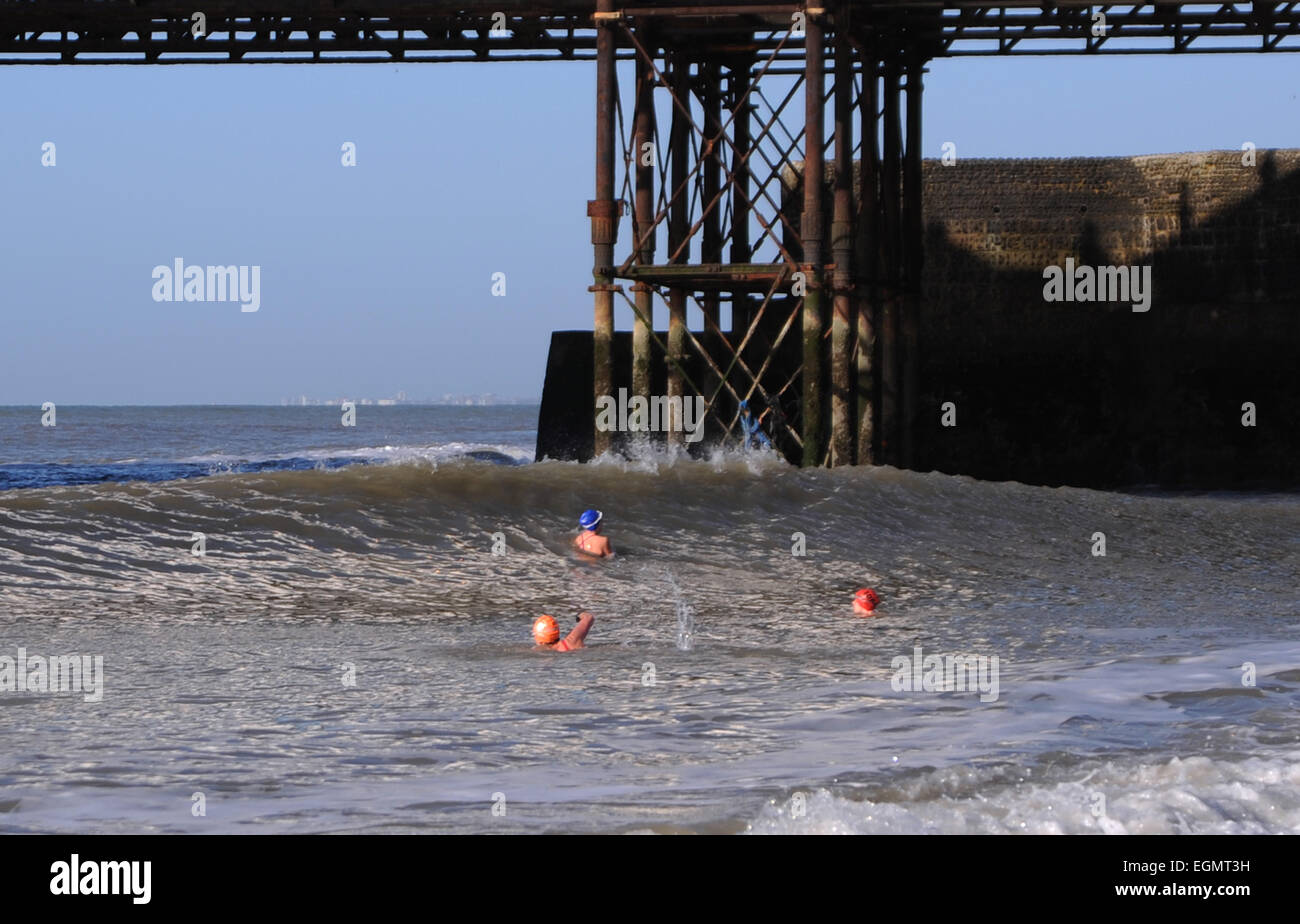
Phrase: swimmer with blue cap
[
  {"left": 738, "top": 400, "right": 773, "bottom": 451},
  {"left": 573, "top": 508, "right": 614, "bottom": 558}
]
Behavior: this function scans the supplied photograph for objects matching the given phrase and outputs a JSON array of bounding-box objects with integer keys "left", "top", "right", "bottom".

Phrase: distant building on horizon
[{"left": 280, "top": 392, "right": 537, "bottom": 406}]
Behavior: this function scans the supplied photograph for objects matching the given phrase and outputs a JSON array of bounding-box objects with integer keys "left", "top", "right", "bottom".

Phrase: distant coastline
[
  {"left": 278, "top": 395, "right": 538, "bottom": 407},
  {"left": 0, "top": 401, "right": 541, "bottom": 408}
]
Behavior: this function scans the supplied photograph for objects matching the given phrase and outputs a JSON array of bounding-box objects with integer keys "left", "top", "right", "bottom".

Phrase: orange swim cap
[
  {"left": 854, "top": 588, "right": 880, "bottom": 611},
  {"left": 533, "top": 614, "right": 560, "bottom": 645}
]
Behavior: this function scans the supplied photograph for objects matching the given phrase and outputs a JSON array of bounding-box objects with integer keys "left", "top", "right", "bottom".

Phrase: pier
[{"left": 5, "top": 2, "right": 1299, "bottom": 477}]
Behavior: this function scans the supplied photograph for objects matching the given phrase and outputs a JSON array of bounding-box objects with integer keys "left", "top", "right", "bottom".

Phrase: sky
[{"left": 1, "top": 51, "right": 1296, "bottom": 404}]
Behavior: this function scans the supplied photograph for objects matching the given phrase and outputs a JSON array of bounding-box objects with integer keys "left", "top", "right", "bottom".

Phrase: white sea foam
[
  {"left": 181, "top": 442, "right": 534, "bottom": 467},
  {"left": 746, "top": 752, "right": 1300, "bottom": 834},
  {"left": 6, "top": 421, "right": 1300, "bottom": 835}
]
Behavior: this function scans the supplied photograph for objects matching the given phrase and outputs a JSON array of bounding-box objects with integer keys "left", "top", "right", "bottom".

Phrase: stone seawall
[
  {"left": 916, "top": 150, "right": 1299, "bottom": 487},
  {"left": 538, "top": 150, "right": 1300, "bottom": 488}
]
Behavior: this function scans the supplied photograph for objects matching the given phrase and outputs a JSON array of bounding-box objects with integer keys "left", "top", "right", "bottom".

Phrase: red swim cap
[
  {"left": 854, "top": 588, "right": 880, "bottom": 611},
  {"left": 533, "top": 614, "right": 560, "bottom": 645}
]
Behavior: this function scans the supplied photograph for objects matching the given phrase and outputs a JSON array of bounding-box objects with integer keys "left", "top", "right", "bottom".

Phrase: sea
[{"left": 1, "top": 405, "right": 1298, "bottom": 834}]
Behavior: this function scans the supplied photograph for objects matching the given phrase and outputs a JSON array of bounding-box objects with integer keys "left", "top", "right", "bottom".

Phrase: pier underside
[{"left": 5, "top": 1, "right": 1299, "bottom": 477}]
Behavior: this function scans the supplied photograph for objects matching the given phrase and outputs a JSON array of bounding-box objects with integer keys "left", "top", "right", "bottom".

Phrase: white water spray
[{"left": 666, "top": 572, "right": 696, "bottom": 651}]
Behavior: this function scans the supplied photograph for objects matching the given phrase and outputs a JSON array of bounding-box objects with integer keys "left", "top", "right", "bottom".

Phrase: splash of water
[{"left": 666, "top": 572, "right": 696, "bottom": 651}]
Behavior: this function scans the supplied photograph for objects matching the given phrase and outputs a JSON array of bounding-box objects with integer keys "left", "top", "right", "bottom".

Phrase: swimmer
[
  {"left": 853, "top": 587, "right": 880, "bottom": 616},
  {"left": 738, "top": 400, "right": 773, "bottom": 451},
  {"left": 532, "top": 612, "right": 595, "bottom": 652},
  {"left": 573, "top": 508, "right": 614, "bottom": 558}
]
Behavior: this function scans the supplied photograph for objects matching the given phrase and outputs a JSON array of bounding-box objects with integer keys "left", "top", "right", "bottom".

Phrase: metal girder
[
  {"left": 606, "top": 20, "right": 820, "bottom": 453},
  {"left": 2, "top": 4, "right": 1300, "bottom": 64}
]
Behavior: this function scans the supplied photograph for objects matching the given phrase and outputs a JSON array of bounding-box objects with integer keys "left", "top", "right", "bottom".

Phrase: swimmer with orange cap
[
  {"left": 853, "top": 588, "right": 881, "bottom": 617},
  {"left": 533, "top": 612, "right": 595, "bottom": 652}
]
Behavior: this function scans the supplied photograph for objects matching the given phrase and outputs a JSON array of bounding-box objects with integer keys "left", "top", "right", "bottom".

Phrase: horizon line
[{"left": 0, "top": 401, "right": 542, "bottom": 408}]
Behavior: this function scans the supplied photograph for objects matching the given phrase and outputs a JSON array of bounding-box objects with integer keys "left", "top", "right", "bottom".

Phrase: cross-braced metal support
[{"left": 588, "top": 2, "right": 933, "bottom": 466}]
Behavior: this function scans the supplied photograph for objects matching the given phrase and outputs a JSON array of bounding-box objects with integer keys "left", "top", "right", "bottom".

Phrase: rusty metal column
[
  {"left": 879, "top": 58, "right": 902, "bottom": 467},
  {"left": 855, "top": 46, "right": 878, "bottom": 465},
  {"left": 590, "top": 0, "right": 618, "bottom": 457},
  {"left": 632, "top": 37, "right": 657, "bottom": 404},
  {"left": 729, "top": 60, "right": 752, "bottom": 338},
  {"left": 829, "top": 16, "right": 854, "bottom": 467},
  {"left": 666, "top": 49, "right": 690, "bottom": 448},
  {"left": 902, "top": 55, "right": 924, "bottom": 470},
  {"left": 801, "top": 13, "right": 825, "bottom": 467},
  {"left": 701, "top": 59, "right": 723, "bottom": 325},
  {"left": 700, "top": 58, "right": 723, "bottom": 440}
]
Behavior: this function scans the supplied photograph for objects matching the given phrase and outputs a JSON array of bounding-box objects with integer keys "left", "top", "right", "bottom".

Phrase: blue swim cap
[{"left": 579, "top": 509, "right": 603, "bottom": 530}]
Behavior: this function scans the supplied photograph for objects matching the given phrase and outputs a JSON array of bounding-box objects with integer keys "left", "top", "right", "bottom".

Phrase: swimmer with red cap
[
  {"left": 533, "top": 612, "right": 595, "bottom": 651},
  {"left": 853, "top": 588, "right": 881, "bottom": 616}
]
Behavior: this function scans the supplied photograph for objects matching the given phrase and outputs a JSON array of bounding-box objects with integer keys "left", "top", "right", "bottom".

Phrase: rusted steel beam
[
  {"left": 5, "top": 4, "right": 1300, "bottom": 64},
  {"left": 622, "top": 5, "right": 801, "bottom": 17},
  {"left": 611, "top": 27, "right": 811, "bottom": 431},
  {"left": 591, "top": 0, "right": 618, "bottom": 456},
  {"left": 680, "top": 296, "right": 803, "bottom": 449},
  {"left": 701, "top": 294, "right": 806, "bottom": 449},
  {"left": 0, "top": 0, "right": 1292, "bottom": 16},
  {"left": 729, "top": 60, "right": 753, "bottom": 337},
  {"left": 619, "top": 26, "right": 805, "bottom": 272},
  {"left": 614, "top": 287, "right": 715, "bottom": 425},
  {"left": 700, "top": 58, "right": 724, "bottom": 323},
  {"left": 632, "top": 32, "right": 657, "bottom": 404},
  {"left": 901, "top": 54, "right": 925, "bottom": 470},
  {"left": 614, "top": 276, "right": 804, "bottom": 453},
  {"left": 625, "top": 262, "right": 789, "bottom": 285},
  {"left": 666, "top": 48, "right": 691, "bottom": 448},
  {"left": 743, "top": 81, "right": 815, "bottom": 261},
  {"left": 855, "top": 42, "right": 878, "bottom": 466},
  {"left": 695, "top": 279, "right": 781, "bottom": 407},
  {"left": 878, "top": 57, "right": 901, "bottom": 467},
  {"left": 700, "top": 56, "right": 725, "bottom": 444},
  {"left": 615, "top": 25, "right": 806, "bottom": 276},
  {"left": 829, "top": 12, "right": 855, "bottom": 467},
  {"left": 800, "top": 11, "right": 825, "bottom": 467}
]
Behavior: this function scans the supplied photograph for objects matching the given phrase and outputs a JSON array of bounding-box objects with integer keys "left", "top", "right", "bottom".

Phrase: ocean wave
[
  {"left": 179, "top": 442, "right": 534, "bottom": 467},
  {"left": 0, "top": 442, "right": 532, "bottom": 492},
  {"left": 745, "top": 751, "right": 1300, "bottom": 834}
]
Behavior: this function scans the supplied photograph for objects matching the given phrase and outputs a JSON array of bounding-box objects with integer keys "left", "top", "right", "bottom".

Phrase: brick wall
[{"left": 914, "top": 150, "right": 1300, "bottom": 487}]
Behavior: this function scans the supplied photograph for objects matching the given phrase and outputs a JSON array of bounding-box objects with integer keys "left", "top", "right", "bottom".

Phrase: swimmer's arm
[{"left": 563, "top": 612, "right": 595, "bottom": 648}]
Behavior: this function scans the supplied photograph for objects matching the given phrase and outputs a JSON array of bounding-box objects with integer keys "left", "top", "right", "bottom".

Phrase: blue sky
[{"left": 1, "top": 53, "right": 1296, "bottom": 404}]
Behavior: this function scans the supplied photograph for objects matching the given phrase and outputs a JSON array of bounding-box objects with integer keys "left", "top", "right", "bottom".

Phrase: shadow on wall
[
  {"left": 538, "top": 151, "right": 1300, "bottom": 489},
  {"left": 916, "top": 150, "right": 1300, "bottom": 488}
]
